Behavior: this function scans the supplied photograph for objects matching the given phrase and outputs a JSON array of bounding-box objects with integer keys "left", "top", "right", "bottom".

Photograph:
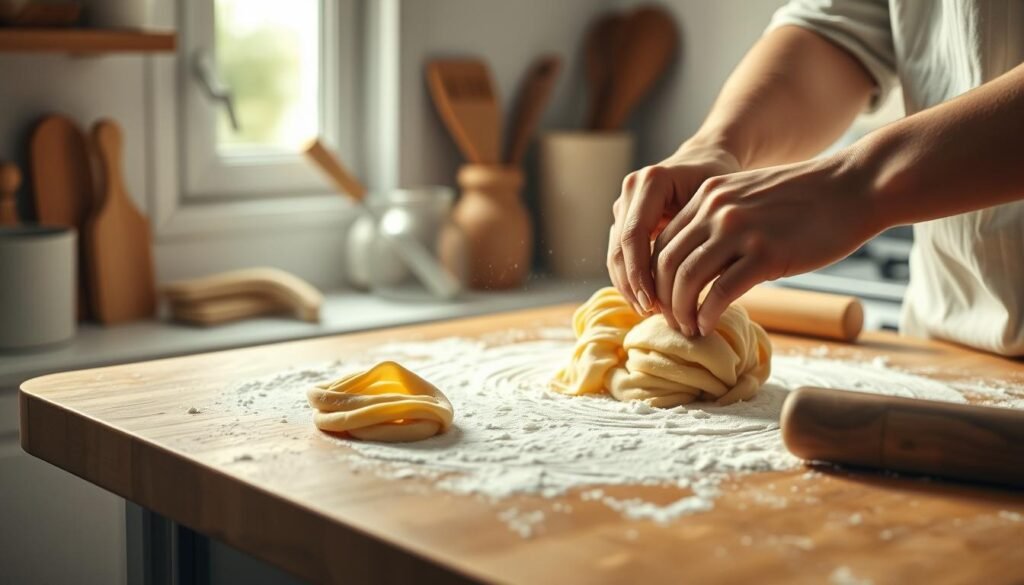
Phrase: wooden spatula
[
  {"left": 505, "top": 55, "right": 562, "bottom": 165},
  {"left": 583, "top": 13, "right": 625, "bottom": 130},
  {"left": 31, "top": 114, "right": 96, "bottom": 319},
  {"left": 86, "top": 119, "right": 156, "bottom": 324},
  {"left": 596, "top": 5, "right": 678, "bottom": 130},
  {"left": 0, "top": 162, "right": 20, "bottom": 226},
  {"left": 426, "top": 59, "right": 501, "bottom": 163}
]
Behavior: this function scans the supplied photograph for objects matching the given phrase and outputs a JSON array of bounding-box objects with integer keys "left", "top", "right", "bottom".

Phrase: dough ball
[
  {"left": 553, "top": 287, "right": 772, "bottom": 407},
  {"left": 610, "top": 306, "right": 772, "bottom": 407},
  {"left": 308, "top": 361, "right": 454, "bottom": 442}
]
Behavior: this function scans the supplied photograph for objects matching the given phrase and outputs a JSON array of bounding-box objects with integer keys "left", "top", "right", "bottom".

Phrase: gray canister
[{"left": 0, "top": 226, "right": 76, "bottom": 349}]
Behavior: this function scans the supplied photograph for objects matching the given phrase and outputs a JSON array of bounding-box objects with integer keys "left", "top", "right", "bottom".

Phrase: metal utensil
[{"left": 303, "top": 139, "right": 461, "bottom": 300}]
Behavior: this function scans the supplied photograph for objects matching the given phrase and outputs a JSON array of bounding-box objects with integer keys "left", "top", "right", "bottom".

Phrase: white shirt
[{"left": 769, "top": 0, "right": 1024, "bottom": 355}]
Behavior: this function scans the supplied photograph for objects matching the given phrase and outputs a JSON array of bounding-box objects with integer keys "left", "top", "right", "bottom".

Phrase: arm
[
  {"left": 698, "top": 25, "right": 876, "bottom": 170},
  {"left": 860, "top": 62, "right": 1024, "bottom": 227},
  {"left": 660, "top": 60, "right": 1024, "bottom": 338},
  {"left": 607, "top": 25, "right": 875, "bottom": 332}
]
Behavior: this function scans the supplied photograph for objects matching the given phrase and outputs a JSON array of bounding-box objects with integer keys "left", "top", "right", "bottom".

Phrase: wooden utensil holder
[
  {"left": 539, "top": 131, "right": 633, "bottom": 278},
  {"left": 453, "top": 164, "right": 532, "bottom": 289}
]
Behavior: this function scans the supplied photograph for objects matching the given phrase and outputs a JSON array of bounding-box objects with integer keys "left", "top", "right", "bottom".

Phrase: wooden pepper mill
[{"left": 453, "top": 164, "right": 532, "bottom": 289}]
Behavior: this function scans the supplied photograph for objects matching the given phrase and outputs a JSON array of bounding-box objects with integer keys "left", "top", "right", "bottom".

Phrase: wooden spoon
[
  {"left": 583, "top": 12, "right": 625, "bottom": 130},
  {"left": 505, "top": 54, "right": 562, "bottom": 165},
  {"left": 0, "top": 162, "right": 20, "bottom": 226},
  {"left": 595, "top": 5, "right": 678, "bottom": 130},
  {"left": 426, "top": 59, "right": 501, "bottom": 163}
]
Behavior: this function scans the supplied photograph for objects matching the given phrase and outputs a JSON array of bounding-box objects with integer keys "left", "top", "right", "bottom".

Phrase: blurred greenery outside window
[{"left": 214, "top": 0, "right": 321, "bottom": 155}]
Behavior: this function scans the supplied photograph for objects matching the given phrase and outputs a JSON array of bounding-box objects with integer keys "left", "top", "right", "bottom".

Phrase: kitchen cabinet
[{"left": 0, "top": 387, "right": 126, "bottom": 584}]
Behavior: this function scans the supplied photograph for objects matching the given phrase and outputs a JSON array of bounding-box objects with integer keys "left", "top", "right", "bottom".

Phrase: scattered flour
[
  {"left": 999, "top": 510, "right": 1023, "bottom": 522},
  {"left": 830, "top": 566, "right": 874, "bottom": 585},
  {"left": 214, "top": 330, "right": 1024, "bottom": 534},
  {"left": 498, "top": 507, "right": 546, "bottom": 538}
]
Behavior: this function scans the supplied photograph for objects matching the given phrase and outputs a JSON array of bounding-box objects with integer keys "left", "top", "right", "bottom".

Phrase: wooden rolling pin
[
  {"left": 782, "top": 386, "right": 1024, "bottom": 488},
  {"left": 736, "top": 286, "right": 863, "bottom": 342}
]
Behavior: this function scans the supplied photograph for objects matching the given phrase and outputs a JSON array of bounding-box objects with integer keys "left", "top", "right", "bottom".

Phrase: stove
[{"left": 776, "top": 228, "right": 911, "bottom": 331}]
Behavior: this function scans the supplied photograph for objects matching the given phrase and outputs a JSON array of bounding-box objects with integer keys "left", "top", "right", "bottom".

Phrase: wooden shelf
[{"left": 0, "top": 28, "right": 175, "bottom": 54}]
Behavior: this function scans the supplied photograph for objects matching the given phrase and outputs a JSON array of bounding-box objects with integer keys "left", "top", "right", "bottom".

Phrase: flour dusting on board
[{"left": 217, "top": 331, "right": 1023, "bottom": 532}]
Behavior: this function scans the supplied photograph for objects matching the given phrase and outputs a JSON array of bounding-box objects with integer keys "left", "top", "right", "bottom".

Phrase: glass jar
[{"left": 347, "top": 186, "right": 466, "bottom": 301}]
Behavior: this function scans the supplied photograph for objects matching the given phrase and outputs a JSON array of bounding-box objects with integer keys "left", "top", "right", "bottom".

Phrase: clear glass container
[{"left": 355, "top": 186, "right": 466, "bottom": 301}]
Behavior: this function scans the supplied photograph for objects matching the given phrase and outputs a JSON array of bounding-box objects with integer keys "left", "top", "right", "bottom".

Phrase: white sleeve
[{"left": 767, "top": 0, "right": 898, "bottom": 112}]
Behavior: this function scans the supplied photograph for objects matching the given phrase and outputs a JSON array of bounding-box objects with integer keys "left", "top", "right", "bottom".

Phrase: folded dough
[
  {"left": 553, "top": 288, "right": 772, "bottom": 407},
  {"left": 551, "top": 287, "right": 644, "bottom": 396},
  {"left": 308, "top": 361, "right": 454, "bottom": 442}
]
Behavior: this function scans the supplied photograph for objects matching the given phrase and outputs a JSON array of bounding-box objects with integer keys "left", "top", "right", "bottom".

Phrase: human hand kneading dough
[{"left": 607, "top": 21, "right": 1024, "bottom": 355}]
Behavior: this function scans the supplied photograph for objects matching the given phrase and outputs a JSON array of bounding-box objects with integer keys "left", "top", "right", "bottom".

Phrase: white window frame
[
  {"left": 182, "top": 0, "right": 340, "bottom": 199},
  {"left": 146, "top": 0, "right": 368, "bottom": 239}
]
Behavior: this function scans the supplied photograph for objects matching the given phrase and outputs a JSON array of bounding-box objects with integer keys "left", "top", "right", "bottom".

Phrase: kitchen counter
[
  {"left": 20, "top": 305, "right": 1024, "bottom": 585},
  {"left": 0, "top": 277, "right": 597, "bottom": 389}
]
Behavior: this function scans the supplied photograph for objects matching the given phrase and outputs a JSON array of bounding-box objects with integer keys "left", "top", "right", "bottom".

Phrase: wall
[
  {"left": 0, "top": 54, "right": 149, "bottom": 218},
  {"left": 391, "top": 0, "right": 601, "bottom": 187},
  {"left": 609, "top": 0, "right": 785, "bottom": 165},
  {"left": 610, "top": 0, "right": 903, "bottom": 165}
]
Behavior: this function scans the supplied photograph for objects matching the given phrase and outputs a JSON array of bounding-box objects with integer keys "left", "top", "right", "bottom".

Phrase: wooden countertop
[{"left": 20, "top": 306, "right": 1024, "bottom": 584}]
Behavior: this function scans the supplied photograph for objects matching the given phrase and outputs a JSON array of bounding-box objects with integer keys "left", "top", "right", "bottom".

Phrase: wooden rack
[{"left": 0, "top": 28, "right": 175, "bottom": 54}]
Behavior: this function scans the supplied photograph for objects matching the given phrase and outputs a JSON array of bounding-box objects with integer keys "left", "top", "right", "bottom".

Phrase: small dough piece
[
  {"left": 553, "top": 287, "right": 772, "bottom": 407},
  {"left": 308, "top": 361, "right": 454, "bottom": 442},
  {"left": 551, "top": 287, "right": 644, "bottom": 396}
]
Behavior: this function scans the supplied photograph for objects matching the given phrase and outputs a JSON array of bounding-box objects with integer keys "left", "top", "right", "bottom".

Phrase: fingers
[
  {"left": 652, "top": 222, "right": 706, "bottom": 332},
  {"left": 607, "top": 224, "right": 639, "bottom": 310},
  {"left": 671, "top": 238, "right": 737, "bottom": 336},
  {"left": 607, "top": 177, "right": 640, "bottom": 312},
  {"left": 652, "top": 182, "right": 708, "bottom": 258},
  {"left": 620, "top": 168, "right": 672, "bottom": 314},
  {"left": 658, "top": 235, "right": 736, "bottom": 335},
  {"left": 697, "top": 254, "right": 764, "bottom": 336}
]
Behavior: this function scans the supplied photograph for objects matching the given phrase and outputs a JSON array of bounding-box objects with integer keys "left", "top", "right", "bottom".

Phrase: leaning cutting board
[
  {"left": 30, "top": 114, "right": 96, "bottom": 319},
  {"left": 85, "top": 119, "right": 156, "bottom": 324}
]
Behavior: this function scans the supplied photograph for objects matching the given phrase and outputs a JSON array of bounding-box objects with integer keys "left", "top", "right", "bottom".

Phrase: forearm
[
  {"left": 854, "top": 62, "right": 1024, "bottom": 230},
  {"left": 691, "top": 25, "right": 875, "bottom": 169}
]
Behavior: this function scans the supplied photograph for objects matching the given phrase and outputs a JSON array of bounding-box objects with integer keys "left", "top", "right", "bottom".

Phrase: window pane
[{"left": 214, "top": 0, "right": 320, "bottom": 154}]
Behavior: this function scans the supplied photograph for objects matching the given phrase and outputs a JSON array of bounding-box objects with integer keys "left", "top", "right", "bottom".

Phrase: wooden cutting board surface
[{"left": 19, "top": 306, "right": 1024, "bottom": 585}]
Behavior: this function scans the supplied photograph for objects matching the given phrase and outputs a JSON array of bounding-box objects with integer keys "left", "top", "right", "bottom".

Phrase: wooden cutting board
[
  {"left": 19, "top": 306, "right": 1024, "bottom": 584},
  {"left": 85, "top": 119, "right": 156, "bottom": 324},
  {"left": 30, "top": 114, "right": 96, "bottom": 319}
]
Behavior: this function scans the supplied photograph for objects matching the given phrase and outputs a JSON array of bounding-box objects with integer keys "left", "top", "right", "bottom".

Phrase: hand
[
  {"left": 607, "top": 141, "right": 742, "bottom": 317},
  {"left": 651, "top": 154, "right": 880, "bottom": 336}
]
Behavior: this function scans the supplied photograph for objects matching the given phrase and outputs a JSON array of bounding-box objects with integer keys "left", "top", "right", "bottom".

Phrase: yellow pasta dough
[
  {"left": 551, "top": 287, "right": 645, "bottom": 396},
  {"left": 553, "top": 287, "right": 772, "bottom": 407},
  {"left": 307, "top": 361, "right": 454, "bottom": 442}
]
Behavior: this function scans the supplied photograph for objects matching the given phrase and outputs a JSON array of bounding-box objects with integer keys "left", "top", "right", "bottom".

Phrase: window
[
  {"left": 213, "top": 0, "right": 321, "bottom": 153},
  {"left": 181, "top": 0, "right": 344, "bottom": 199}
]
